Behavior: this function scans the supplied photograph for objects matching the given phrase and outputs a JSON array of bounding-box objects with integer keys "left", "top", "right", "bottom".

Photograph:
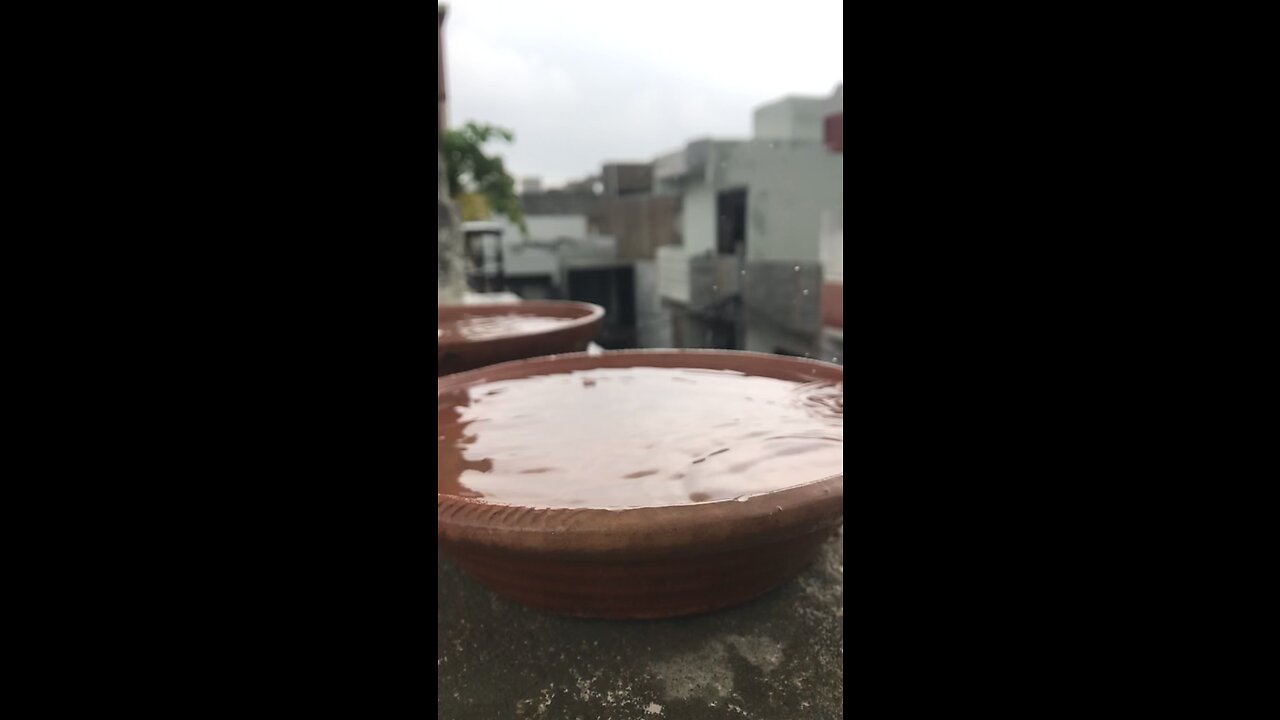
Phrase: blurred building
[
  {"left": 820, "top": 110, "right": 843, "bottom": 361},
  {"left": 654, "top": 85, "right": 844, "bottom": 360},
  {"left": 519, "top": 163, "right": 679, "bottom": 262},
  {"left": 478, "top": 83, "right": 843, "bottom": 359},
  {"left": 514, "top": 161, "right": 680, "bottom": 348}
]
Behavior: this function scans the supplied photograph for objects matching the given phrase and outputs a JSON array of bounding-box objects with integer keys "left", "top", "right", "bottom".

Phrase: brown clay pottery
[
  {"left": 437, "top": 300, "right": 604, "bottom": 376},
  {"left": 437, "top": 349, "right": 844, "bottom": 619}
]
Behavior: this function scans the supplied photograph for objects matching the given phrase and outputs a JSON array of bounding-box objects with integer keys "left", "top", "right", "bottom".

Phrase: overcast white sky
[{"left": 443, "top": 0, "right": 843, "bottom": 189}]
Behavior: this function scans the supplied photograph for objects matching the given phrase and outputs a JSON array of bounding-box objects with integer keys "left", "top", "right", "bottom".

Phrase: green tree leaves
[{"left": 441, "top": 121, "right": 525, "bottom": 232}]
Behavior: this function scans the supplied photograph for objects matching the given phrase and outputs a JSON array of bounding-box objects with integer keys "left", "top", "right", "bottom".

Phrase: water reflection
[
  {"left": 437, "top": 367, "right": 842, "bottom": 509},
  {"left": 437, "top": 388, "right": 493, "bottom": 499}
]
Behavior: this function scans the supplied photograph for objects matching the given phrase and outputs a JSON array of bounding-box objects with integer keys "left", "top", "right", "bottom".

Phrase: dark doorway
[
  {"left": 566, "top": 265, "right": 637, "bottom": 348},
  {"left": 716, "top": 188, "right": 747, "bottom": 256}
]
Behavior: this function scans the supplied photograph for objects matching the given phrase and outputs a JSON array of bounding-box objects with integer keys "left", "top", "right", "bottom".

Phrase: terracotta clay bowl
[
  {"left": 437, "top": 300, "right": 604, "bottom": 376},
  {"left": 437, "top": 349, "right": 844, "bottom": 619}
]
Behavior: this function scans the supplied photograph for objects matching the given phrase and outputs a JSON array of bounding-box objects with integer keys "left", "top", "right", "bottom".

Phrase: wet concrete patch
[{"left": 437, "top": 526, "right": 843, "bottom": 719}]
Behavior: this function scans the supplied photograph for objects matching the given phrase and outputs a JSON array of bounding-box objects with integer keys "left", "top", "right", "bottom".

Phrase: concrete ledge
[{"left": 438, "top": 527, "right": 844, "bottom": 719}]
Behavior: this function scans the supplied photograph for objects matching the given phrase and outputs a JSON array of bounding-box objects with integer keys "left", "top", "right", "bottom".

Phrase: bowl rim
[
  {"left": 437, "top": 300, "right": 605, "bottom": 351},
  {"left": 437, "top": 349, "right": 844, "bottom": 557}
]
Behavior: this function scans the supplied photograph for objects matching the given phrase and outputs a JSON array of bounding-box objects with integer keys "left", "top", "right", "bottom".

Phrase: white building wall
[
  {"left": 720, "top": 142, "right": 842, "bottom": 264},
  {"left": 681, "top": 184, "right": 717, "bottom": 257},
  {"left": 493, "top": 214, "right": 588, "bottom": 247},
  {"left": 820, "top": 209, "right": 843, "bottom": 283},
  {"left": 656, "top": 245, "right": 691, "bottom": 304},
  {"left": 633, "top": 260, "right": 673, "bottom": 348},
  {"left": 524, "top": 215, "right": 587, "bottom": 243},
  {"left": 752, "top": 85, "right": 842, "bottom": 142},
  {"left": 504, "top": 245, "right": 560, "bottom": 277},
  {"left": 488, "top": 214, "right": 610, "bottom": 281},
  {"left": 752, "top": 102, "right": 795, "bottom": 141}
]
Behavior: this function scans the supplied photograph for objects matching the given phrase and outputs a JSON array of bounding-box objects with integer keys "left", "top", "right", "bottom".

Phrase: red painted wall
[
  {"left": 824, "top": 112, "right": 842, "bottom": 153},
  {"left": 822, "top": 112, "right": 842, "bottom": 329},
  {"left": 821, "top": 281, "right": 843, "bottom": 330}
]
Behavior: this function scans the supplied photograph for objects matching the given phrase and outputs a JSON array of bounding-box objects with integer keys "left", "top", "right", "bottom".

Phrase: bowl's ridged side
[
  {"left": 441, "top": 527, "right": 837, "bottom": 619},
  {"left": 438, "top": 321, "right": 597, "bottom": 376},
  {"left": 437, "top": 301, "right": 604, "bottom": 376},
  {"left": 437, "top": 349, "right": 844, "bottom": 618}
]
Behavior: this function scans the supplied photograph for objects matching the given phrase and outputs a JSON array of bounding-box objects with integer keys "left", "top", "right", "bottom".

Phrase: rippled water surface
[
  {"left": 438, "top": 366, "right": 843, "bottom": 508},
  {"left": 438, "top": 314, "right": 577, "bottom": 343}
]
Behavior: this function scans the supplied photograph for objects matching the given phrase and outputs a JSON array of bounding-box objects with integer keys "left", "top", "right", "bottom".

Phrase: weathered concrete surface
[
  {"left": 439, "top": 149, "right": 465, "bottom": 305},
  {"left": 437, "top": 526, "right": 843, "bottom": 719}
]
